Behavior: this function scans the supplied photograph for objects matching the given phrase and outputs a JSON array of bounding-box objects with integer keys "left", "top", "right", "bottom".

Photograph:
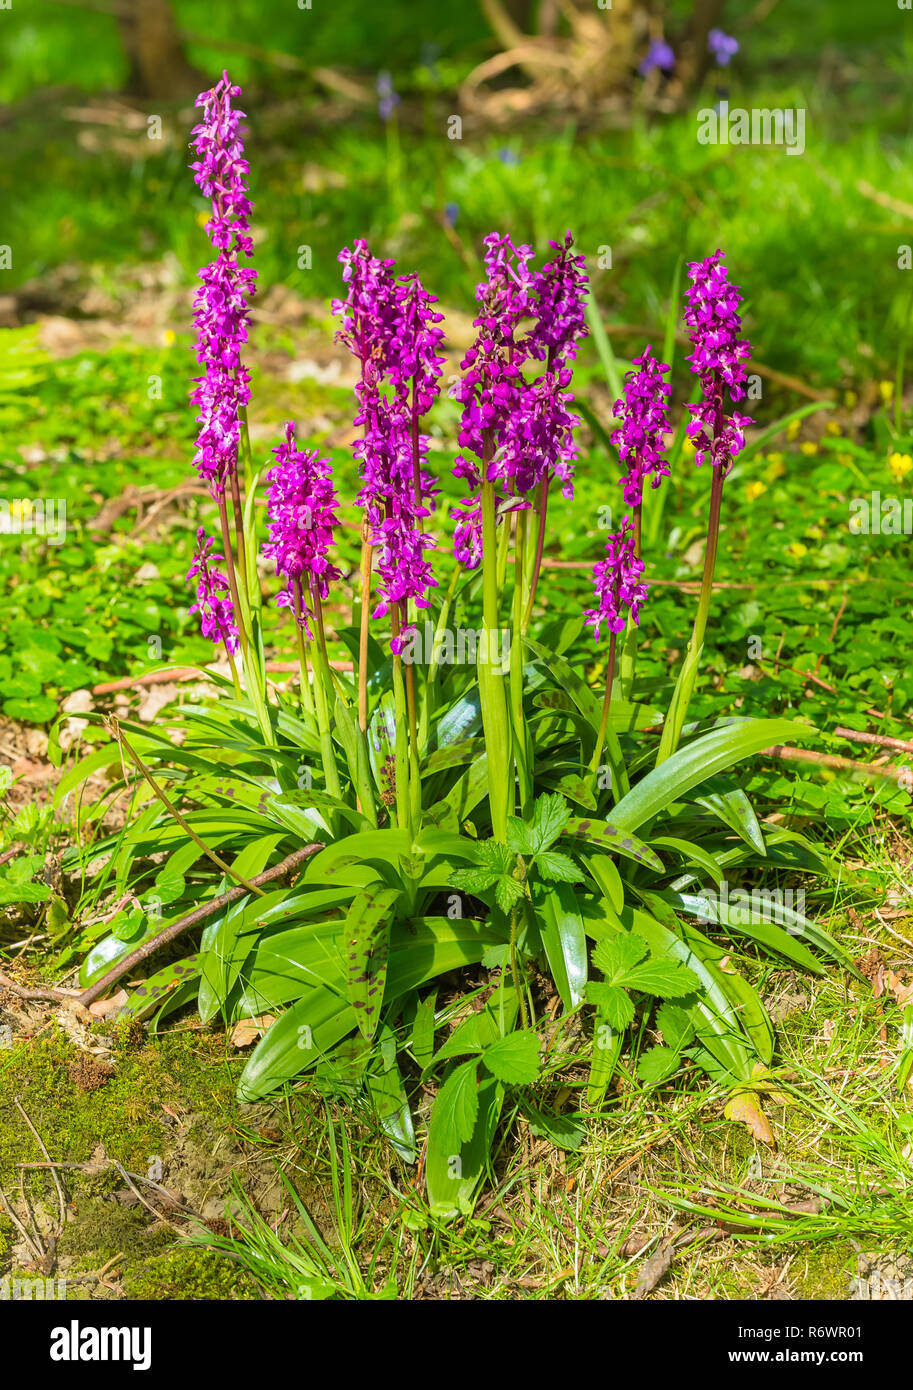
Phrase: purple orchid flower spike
[
  {"left": 613, "top": 345, "right": 672, "bottom": 510},
  {"left": 683, "top": 250, "right": 753, "bottom": 472},
  {"left": 264, "top": 423, "right": 341, "bottom": 636},
  {"left": 187, "top": 527, "right": 240, "bottom": 655},
  {"left": 585, "top": 516, "right": 649, "bottom": 643},
  {"left": 189, "top": 72, "right": 257, "bottom": 498}
]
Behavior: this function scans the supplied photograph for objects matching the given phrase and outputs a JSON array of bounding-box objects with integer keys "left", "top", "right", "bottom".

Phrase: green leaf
[
  {"left": 533, "top": 880, "right": 588, "bottom": 1010},
  {"left": 521, "top": 1103, "right": 585, "bottom": 1151},
  {"left": 343, "top": 886, "right": 399, "bottom": 1042},
  {"left": 616, "top": 718, "right": 820, "bottom": 833},
  {"left": 563, "top": 816, "right": 664, "bottom": 872},
  {"left": 494, "top": 875, "right": 525, "bottom": 912},
  {"left": 534, "top": 850, "right": 582, "bottom": 883},
  {"left": 586, "top": 982, "right": 635, "bottom": 1030},
  {"left": 636, "top": 1046, "right": 681, "bottom": 1085},
  {"left": 531, "top": 792, "right": 571, "bottom": 850},
  {"left": 432, "top": 1058, "right": 480, "bottom": 1153},
  {"left": 482, "top": 1030, "right": 541, "bottom": 1085}
]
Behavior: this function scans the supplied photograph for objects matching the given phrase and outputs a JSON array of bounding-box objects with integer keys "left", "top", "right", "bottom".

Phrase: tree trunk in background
[
  {"left": 116, "top": 0, "right": 203, "bottom": 100},
  {"left": 684, "top": 0, "right": 728, "bottom": 90}
]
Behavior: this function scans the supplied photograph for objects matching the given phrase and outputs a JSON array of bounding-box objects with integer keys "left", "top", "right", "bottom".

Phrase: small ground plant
[{"left": 58, "top": 74, "right": 861, "bottom": 1219}]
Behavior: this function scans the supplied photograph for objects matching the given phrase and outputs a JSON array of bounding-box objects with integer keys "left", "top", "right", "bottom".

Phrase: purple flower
[
  {"left": 187, "top": 527, "right": 239, "bottom": 655},
  {"left": 189, "top": 73, "right": 257, "bottom": 497},
  {"left": 708, "top": 29, "right": 739, "bottom": 67},
  {"left": 639, "top": 39, "right": 675, "bottom": 76},
  {"left": 334, "top": 242, "right": 440, "bottom": 649},
  {"left": 529, "top": 231, "right": 589, "bottom": 366},
  {"left": 450, "top": 231, "right": 588, "bottom": 564},
  {"left": 585, "top": 516, "right": 648, "bottom": 642},
  {"left": 444, "top": 201, "right": 459, "bottom": 228},
  {"left": 683, "top": 250, "right": 753, "bottom": 471},
  {"left": 333, "top": 239, "right": 401, "bottom": 381},
  {"left": 377, "top": 70, "right": 401, "bottom": 122},
  {"left": 263, "top": 423, "right": 341, "bottom": 635},
  {"left": 612, "top": 346, "right": 672, "bottom": 507}
]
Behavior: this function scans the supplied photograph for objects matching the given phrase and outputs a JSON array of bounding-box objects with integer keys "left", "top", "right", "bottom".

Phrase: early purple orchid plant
[
  {"left": 182, "top": 71, "right": 754, "bottom": 847},
  {"left": 79, "top": 72, "right": 845, "bottom": 1221}
]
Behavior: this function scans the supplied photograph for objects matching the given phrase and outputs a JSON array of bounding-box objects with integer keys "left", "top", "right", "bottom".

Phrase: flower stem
[
  {"left": 309, "top": 578, "right": 342, "bottom": 799},
  {"left": 479, "top": 471, "right": 512, "bottom": 841},
  {"left": 357, "top": 516, "right": 373, "bottom": 734},
  {"left": 510, "top": 510, "right": 532, "bottom": 816},
  {"left": 658, "top": 460, "right": 726, "bottom": 763},
  {"left": 590, "top": 631, "right": 618, "bottom": 777},
  {"left": 509, "top": 901, "right": 529, "bottom": 1030},
  {"left": 522, "top": 475, "right": 549, "bottom": 633},
  {"left": 292, "top": 579, "right": 316, "bottom": 721}
]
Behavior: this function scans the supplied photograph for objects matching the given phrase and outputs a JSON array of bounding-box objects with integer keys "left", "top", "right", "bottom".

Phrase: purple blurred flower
[
  {"left": 585, "top": 516, "right": 648, "bottom": 642},
  {"left": 263, "top": 422, "right": 341, "bottom": 635},
  {"left": 639, "top": 39, "right": 675, "bottom": 76},
  {"left": 708, "top": 29, "right": 739, "bottom": 66},
  {"left": 612, "top": 346, "right": 672, "bottom": 507},
  {"left": 377, "top": 70, "right": 400, "bottom": 122},
  {"left": 497, "top": 148, "right": 521, "bottom": 166},
  {"left": 187, "top": 527, "right": 239, "bottom": 655},
  {"left": 683, "top": 250, "right": 753, "bottom": 471},
  {"left": 189, "top": 72, "right": 257, "bottom": 497},
  {"left": 444, "top": 201, "right": 459, "bottom": 228}
]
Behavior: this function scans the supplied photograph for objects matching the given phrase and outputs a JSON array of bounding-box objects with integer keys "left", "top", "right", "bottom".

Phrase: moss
[
  {"left": 122, "top": 1247, "right": 259, "bottom": 1300},
  {"left": 792, "top": 1241, "right": 856, "bottom": 1300},
  {"left": 56, "top": 1197, "right": 172, "bottom": 1268},
  {"left": 0, "top": 1025, "right": 240, "bottom": 1195}
]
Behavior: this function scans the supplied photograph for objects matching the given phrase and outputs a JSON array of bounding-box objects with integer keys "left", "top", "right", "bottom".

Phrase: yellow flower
[
  {"left": 786, "top": 541, "right": 808, "bottom": 560},
  {"left": 10, "top": 499, "right": 31, "bottom": 521},
  {"left": 786, "top": 419, "right": 801, "bottom": 441},
  {"left": 765, "top": 454, "right": 786, "bottom": 482},
  {"left": 682, "top": 437, "right": 696, "bottom": 456},
  {"left": 889, "top": 451, "right": 913, "bottom": 481},
  {"left": 745, "top": 480, "right": 767, "bottom": 502},
  {"left": 805, "top": 525, "right": 824, "bottom": 541},
  {"left": 880, "top": 380, "right": 895, "bottom": 403},
  {"left": 800, "top": 441, "right": 818, "bottom": 455},
  {"left": 825, "top": 420, "right": 842, "bottom": 436},
  {"left": 844, "top": 390, "right": 858, "bottom": 408},
  {"left": 195, "top": 210, "right": 210, "bottom": 230},
  {"left": 161, "top": 329, "right": 176, "bottom": 348}
]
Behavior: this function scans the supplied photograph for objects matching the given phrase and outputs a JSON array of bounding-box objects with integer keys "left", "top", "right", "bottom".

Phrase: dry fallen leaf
[
  {"left": 88, "top": 989, "right": 129, "bottom": 1019},
  {"left": 888, "top": 971, "right": 913, "bottom": 1008},
  {"left": 230, "top": 1014, "right": 276, "bottom": 1047},
  {"left": 724, "top": 1090, "right": 776, "bottom": 1147}
]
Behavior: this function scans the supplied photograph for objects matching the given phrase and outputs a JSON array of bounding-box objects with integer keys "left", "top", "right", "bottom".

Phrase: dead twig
[{"left": 14, "top": 1098, "right": 67, "bottom": 1233}]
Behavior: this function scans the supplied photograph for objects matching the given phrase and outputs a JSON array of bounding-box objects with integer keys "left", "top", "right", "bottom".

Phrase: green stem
[
  {"left": 510, "top": 511, "right": 532, "bottom": 816},
  {"left": 590, "top": 631, "right": 618, "bottom": 777},
  {"left": 390, "top": 608, "right": 412, "bottom": 835},
  {"left": 522, "top": 475, "right": 549, "bottom": 633},
  {"left": 479, "top": 476, "right": 512, "bottom": 841},
  {"left": 509, "top": 900, "right": 529, "bottom": 1030},
  {"left": 658, "top": 461, "right": 726, "bottom": 764},
  {"left": 309, "top": 579, "right": 342, "bottom": 800},
  {"left": 292, "top": 580, "right": 316, "bottom": 720}
]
